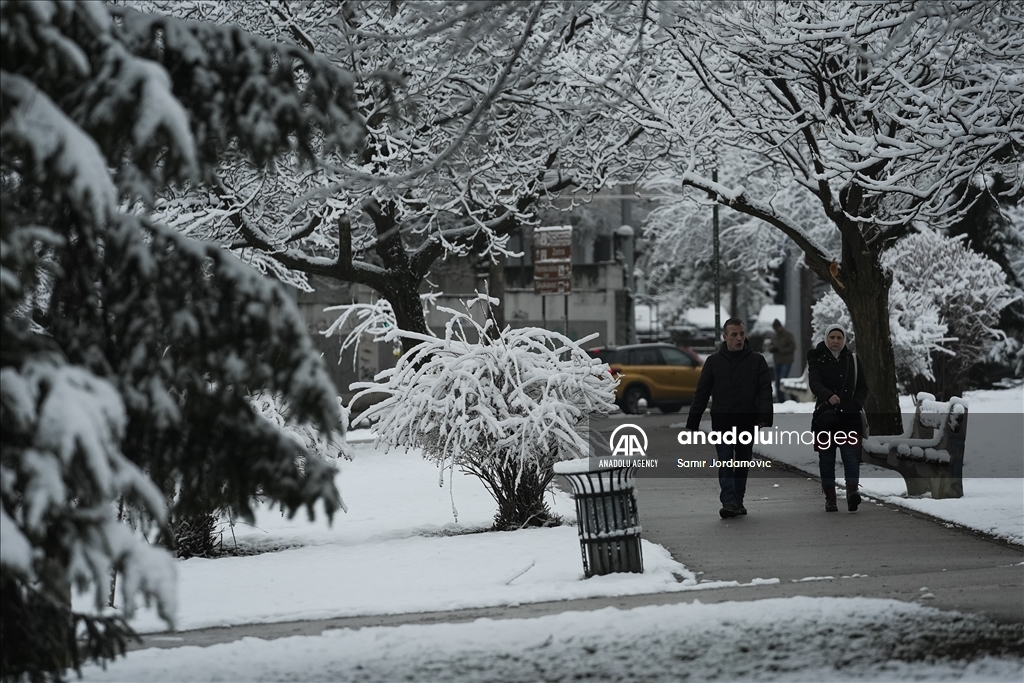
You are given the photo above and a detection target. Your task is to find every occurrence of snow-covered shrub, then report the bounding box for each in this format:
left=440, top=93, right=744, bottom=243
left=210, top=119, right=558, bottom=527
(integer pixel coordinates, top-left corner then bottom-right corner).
left=1, top=358, right=176, bottom=676
left=986, top=336, right=1024, bottom=380
left=881, top=231, right=1017, bottom=396
left=322, top=293, right=440, bottom=367
left=811, top=283, right=950, bottom=386
left=352, top=299, right=617, bottom=530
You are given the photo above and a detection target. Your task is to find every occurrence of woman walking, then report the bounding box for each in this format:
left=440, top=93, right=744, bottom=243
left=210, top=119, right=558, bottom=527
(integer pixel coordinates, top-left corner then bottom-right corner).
left=808, top=324, right=869, bottom=512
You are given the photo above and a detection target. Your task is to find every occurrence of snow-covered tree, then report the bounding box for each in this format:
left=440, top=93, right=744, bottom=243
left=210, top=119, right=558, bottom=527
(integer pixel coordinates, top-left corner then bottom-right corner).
left=129, top=1, right=651, bottom=353
left=352, top=298, right=617, bottom=530
left=946, top=173, right=1024, bottom=332
left=591, top=1, right=1024, bottom=433
left=0, top=359, right=175, bottom=681
left=1, top=0, right=361, bottom=677
left=640, top=171, right=798, bottom=325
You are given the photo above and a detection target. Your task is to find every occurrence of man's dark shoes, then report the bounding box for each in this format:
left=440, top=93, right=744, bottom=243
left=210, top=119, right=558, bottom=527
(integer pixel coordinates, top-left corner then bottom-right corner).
left=737, top=502, right=748, bottom=515
left=720, top=502, right=742, bottom=519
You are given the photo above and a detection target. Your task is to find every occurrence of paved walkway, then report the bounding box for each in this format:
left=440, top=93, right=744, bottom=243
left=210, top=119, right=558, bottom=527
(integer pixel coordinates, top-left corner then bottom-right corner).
left=134, top=412, right=1023, bottom=651
left=631, top=411, right=1022, bottom=622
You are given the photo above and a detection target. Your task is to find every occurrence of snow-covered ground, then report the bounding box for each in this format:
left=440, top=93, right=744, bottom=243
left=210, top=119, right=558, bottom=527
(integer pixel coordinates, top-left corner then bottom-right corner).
left=761, top=384, right=1024, bottom=545
left=106, top=438, right=747, bottom=636
left=76, top=385, right=1024, bottom=682
left=81, top=597, right=1024, bottom=682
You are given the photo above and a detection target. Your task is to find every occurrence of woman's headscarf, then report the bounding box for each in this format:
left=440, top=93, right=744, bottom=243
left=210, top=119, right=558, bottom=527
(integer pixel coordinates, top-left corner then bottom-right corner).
left=824, top=323, right=847, bottom=357
left=824, top=323, right=847, bottom=341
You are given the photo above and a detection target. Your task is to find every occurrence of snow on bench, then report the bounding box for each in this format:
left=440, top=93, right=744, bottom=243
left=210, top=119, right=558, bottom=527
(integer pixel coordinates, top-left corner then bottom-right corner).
left=861, top=392, right=968, bottom=499
left=779, top=367, right=815, bottom=403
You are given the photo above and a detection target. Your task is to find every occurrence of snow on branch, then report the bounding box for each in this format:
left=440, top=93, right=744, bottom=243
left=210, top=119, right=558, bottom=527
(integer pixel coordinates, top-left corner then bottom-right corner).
left=0, top=357, right=176, bottom=625
left=323, top=293, right=440, bottom=367
left=350, top=297, right=617, bottom=484
left=0, top=73, right=117, bottom=225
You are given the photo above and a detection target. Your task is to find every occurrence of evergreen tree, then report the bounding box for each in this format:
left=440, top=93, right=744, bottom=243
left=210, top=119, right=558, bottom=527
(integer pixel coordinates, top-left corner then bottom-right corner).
left=1, top=1, right=363, bottom=679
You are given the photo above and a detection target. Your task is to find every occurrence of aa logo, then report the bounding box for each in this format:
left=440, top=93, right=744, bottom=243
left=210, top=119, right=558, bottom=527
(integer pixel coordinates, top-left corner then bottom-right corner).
left=609, top=424, right=648, bottom=457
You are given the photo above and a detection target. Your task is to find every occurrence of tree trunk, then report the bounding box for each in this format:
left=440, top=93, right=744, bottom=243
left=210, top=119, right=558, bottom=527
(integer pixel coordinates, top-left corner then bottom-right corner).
left=838, top=246, right=903, bottom=436
left=387, top=275, right=432, bottom=355
left=488, top=254, right=506, bottom=339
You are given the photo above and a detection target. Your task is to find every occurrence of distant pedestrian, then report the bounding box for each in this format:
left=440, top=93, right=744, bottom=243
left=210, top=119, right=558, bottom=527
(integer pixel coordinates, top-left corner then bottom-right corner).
left=807, top=324, right=869, bottom=513
left=685, top=318, right=774, bottom=519
left=769, top=319, right=796, bottom=403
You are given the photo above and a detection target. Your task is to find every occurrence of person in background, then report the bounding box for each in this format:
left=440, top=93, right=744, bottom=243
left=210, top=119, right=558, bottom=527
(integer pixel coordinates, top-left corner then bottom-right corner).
left=807, top=324, right=869, bottom=512
left=769, top=319, right=796, bottom=403
left=685, top=318, right=774, bottom=519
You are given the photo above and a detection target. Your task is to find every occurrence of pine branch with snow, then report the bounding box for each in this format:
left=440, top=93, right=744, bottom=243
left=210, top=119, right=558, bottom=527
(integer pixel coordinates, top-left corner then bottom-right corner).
left=1, top=357, right=175, bottom=678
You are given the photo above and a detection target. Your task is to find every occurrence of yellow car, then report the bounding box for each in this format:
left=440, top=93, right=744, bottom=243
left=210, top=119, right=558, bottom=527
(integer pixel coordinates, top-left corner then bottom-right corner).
left=588, top=343, right=704, bottom=414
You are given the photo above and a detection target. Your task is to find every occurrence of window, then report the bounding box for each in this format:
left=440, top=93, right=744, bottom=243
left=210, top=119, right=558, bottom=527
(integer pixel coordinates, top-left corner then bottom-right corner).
left=661, top=347, right=696, bottom=367
left=588, top=349, right=620, bottom=364
left=630, top=348, right=664, bottom=365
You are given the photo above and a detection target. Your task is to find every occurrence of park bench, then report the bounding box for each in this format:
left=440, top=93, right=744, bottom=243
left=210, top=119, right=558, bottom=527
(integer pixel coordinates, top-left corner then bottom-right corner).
left=779, top=367, right=815, bottom=403
left=861, top=392, right=967, bottom=499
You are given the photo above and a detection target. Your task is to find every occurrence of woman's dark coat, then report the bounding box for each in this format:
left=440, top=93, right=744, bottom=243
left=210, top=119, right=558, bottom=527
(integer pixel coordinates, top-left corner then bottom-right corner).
left=807, top=341, right=869, bottom=441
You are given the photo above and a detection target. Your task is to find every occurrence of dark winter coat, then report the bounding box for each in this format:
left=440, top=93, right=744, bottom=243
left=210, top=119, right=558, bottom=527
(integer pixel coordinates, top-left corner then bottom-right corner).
left=807, top=342, right=869, bottom=439
left=769, top=326, right=796, bottom=365
left=685, top=340, right=774, bottom=432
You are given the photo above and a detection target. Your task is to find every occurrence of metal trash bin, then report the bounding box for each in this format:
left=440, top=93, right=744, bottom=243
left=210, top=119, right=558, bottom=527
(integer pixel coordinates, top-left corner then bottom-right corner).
left=553, top=460, right=643, bottom=577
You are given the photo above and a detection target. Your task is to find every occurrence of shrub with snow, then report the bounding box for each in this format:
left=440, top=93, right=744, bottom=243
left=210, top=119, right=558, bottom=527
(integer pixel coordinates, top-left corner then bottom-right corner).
left=249, top=391, right=352, bottom=466
left=352, top=299, right=617, bottom=530
left=881, top=231, right=1018, bottom=396
left=812, top=282, right=951, bottom=386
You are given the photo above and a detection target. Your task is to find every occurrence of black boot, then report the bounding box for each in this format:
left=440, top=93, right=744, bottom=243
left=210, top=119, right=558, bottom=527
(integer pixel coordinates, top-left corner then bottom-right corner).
left=847, top=483, right=861, bottom=512
left=824, top=487, right=838, bottom=512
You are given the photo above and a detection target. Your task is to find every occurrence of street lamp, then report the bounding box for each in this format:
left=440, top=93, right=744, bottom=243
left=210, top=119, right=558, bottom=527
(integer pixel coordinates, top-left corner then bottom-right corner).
left=712, top=168, right=721, bottom=345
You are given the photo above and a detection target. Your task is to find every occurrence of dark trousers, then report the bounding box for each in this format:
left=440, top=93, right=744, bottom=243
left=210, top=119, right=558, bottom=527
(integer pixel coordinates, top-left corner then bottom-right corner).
left=774, top=363, right=792, bottom=402
left=715, top=440, right=752, bottom=505
left=818, top=443, right=860, bottom=489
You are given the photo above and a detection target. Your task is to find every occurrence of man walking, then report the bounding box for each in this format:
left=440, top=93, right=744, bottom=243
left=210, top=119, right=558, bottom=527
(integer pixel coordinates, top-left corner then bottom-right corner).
left=685, top=318, right=773, bottom=518
left=769, top=319, right=796, bottom=402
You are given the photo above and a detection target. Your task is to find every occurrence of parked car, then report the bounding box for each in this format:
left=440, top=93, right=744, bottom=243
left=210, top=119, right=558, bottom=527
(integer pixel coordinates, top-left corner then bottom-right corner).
left=587, top=343, right=704, bottom=414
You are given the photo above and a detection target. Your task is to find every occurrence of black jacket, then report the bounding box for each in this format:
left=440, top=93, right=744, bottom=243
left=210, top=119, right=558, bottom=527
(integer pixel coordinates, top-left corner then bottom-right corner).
left=807, top=342, right=869, bottom=434
left=685, top=341, right=773, bottom=431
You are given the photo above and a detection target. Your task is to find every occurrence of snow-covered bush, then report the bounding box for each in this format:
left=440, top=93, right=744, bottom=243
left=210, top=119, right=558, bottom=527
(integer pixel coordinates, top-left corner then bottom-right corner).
left=352, top=299, right=617, bottom=530
left=322, top=293, right=441, bottom=367
left=881, top=231, right=1017, bottom=396
left=249, top=392, right=352, bottom=466
left=987, top=336, right=1024, bottom=379
left=812, top=283, right=951, bottom=386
